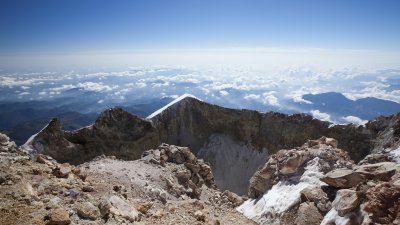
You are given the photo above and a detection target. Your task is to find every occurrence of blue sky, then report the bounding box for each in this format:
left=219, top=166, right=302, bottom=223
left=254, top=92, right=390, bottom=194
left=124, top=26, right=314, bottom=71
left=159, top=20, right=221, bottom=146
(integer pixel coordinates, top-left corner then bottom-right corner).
left=1, top=0, right=400, bottom=53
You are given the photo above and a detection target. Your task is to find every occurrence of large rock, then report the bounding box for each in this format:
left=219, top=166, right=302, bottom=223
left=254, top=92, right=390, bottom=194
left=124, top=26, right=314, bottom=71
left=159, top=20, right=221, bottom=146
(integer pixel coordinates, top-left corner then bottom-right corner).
left=295, top=202, right=323, bottom=225
left=362, top=182, right=400, bottom=224
left=320, top=169, right=365, bottom=188
left=99, top=195, right=139, bottom=222
left=52, top=164, right=72, bottom=178
left=0, top=133, right=18, bottom=152
left=332, top=189, right=360, bottom=216
left=355, top=161, right=397, bottom=181
left=47, top=208, right=71, bottom=225
left=222, top=190, right=244, bottom=207
left=76, top=202, right=100, bottom=220
left=300, top=186, right=331, bottom=212
left=142, top=143, right=217, bottom=197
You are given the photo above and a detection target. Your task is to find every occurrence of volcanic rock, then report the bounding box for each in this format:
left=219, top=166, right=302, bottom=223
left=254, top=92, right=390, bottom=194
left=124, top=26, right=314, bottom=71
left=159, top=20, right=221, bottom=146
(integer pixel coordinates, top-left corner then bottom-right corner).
left=332, top=189, right=360, bottom=216
left=362, top=182, right=400, bottom=224
left=47, top=208, right=71, bottom=225
left=354, top=161, right=397, bottom=181
left=99, top=195, right=139, bottom=222
left=76, top=202, right=100, bottom=220
left=320, top=169, right=365, bottom=188
left=295, top=202, right=323, bottom=225
left=300, top=186, right=331, bottom=212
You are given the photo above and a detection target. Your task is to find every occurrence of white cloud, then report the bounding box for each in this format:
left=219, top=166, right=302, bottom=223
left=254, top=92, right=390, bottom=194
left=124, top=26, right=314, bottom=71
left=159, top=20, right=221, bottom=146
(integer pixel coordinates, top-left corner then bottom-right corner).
left=244, top=94, right=261, bottom=100
left=310, top=110, right=332, bottom=122
left=18, top=91, right=30, bottom=96
left=135, top=82, right=147, bottom=88
left=50, top=84, right=76, bottom=92
left=262, top=92, right=279, bottom=106
left=219, top=90, right=229, bottom=96
left=290, top=91, right=313, bottom=104
left=49, top=82, right=116, bottom=93
left=77, top=82, right=116, bottom=92
left=341, top=116, right=367, bottom=125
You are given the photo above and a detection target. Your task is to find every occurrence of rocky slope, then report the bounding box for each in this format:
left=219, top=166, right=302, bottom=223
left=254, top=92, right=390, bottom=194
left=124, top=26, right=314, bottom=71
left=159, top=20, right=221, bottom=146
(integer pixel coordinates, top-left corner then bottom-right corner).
left=0, top=132, right=254, bottom=225
left=3, top=135, right=400, bottom=225
left=238, top=136, right=400, bottom=225
left=21, top=95, right=400, bottom=195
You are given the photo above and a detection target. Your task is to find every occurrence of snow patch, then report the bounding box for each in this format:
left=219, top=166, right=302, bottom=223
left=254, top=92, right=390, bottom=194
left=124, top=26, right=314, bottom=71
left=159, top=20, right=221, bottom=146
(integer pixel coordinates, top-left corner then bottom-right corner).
left=20, top=122, right=51, bottom=154
left=146, top=93, right=200, bottom=119
left=237, top=157, right=325, bottom=224
left=320, top=208, right=362, bottom=225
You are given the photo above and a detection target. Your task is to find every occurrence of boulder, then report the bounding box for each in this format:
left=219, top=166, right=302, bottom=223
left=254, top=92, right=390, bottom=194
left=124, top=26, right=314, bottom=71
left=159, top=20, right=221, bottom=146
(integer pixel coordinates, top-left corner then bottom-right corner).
left=76, top=202, right=100, bottom=220
left=362, top=182, right=400, bottom=224
left=36, top=154, right=56, bottom=167
left=355, top=162, right=397, bottom=181
left=320, top=169, right=364, bottom=188
left=358, top=153, right=391, bottom=165
left=300, top=186, right=331, bottom=212
left=332, top=189, right=360, bottom=216
left=393, top=179, right=400, bottom=188
left=47, top=208, right=70, bottom=225
left=295, top=202, right=323, bottom=225
left=99, top=195, right=139, bottom=222
left=194, top=210, right=206, bottom=222
left=0, top=133, right=17, bottom=152
left=52, top=164, right=72, bottom=178
left=278, top=151, right=307, bottom=175
left=325, top=137, right=338, bottom=148
left=222, top=190, right=244, bottom=207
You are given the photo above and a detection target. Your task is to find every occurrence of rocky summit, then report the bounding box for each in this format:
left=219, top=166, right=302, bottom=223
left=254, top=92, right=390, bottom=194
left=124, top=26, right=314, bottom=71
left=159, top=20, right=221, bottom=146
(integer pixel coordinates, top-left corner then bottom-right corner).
left=21, top=96, right=400, bottom=195
left=2, top=96, right=400, bottom=225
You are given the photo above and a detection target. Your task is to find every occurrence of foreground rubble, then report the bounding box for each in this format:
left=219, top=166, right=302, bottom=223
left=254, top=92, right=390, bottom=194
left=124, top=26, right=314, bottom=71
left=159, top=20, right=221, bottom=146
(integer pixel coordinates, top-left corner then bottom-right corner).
left=0, top=133, right=254, bottom=225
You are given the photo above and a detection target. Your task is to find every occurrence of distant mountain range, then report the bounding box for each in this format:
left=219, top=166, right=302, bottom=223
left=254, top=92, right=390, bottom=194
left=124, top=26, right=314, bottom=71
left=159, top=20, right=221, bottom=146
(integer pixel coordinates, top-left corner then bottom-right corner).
left=293, top=92, right=400, bottom=120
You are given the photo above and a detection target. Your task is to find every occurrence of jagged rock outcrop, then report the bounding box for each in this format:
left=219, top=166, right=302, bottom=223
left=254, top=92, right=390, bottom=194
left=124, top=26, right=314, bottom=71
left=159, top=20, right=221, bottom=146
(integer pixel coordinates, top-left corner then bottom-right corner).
left=22, top=108, right=159, bottom=164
